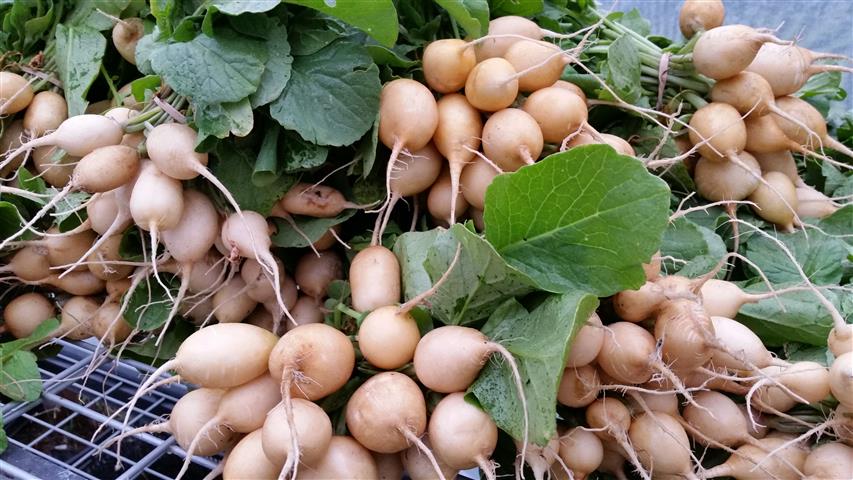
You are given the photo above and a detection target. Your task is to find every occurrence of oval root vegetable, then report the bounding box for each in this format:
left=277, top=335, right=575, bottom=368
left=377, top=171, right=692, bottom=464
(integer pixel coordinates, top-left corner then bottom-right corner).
left=212, top=276, right=258, bottom=324
left=683, top=391, right=759, bottom=448
left=595, top=322, right=655, bottom=384
left=474, top=15, right=543, bottom=61
left=423, top=39, right=477, bottom=93
left=0, top=120, right=26, bottom=177
left=223, top=430, right=279, bottom=480
left=771, top=95, right=853, bottom=158
left=747, top=43, right=853, bottom=96
left=464, top=58, right=519, bottom=112
left=688, top=102, right=747, bottom=161
left=710, top=316, right=776, bottom=371
left=557, top=365, right=600, bottom=408
left=401, top=435, right=458, bottom=480
left=565, top=131, right=635, bottom=157
left=0, top=246, right=51, bottom=282
left=358, top=305, right=421, bottom=370
left=460, top=157, right=499, bottom=210
left=565, top=312, right=604, bottom=368
left=278, top=182, right=359, bottom=218
left=692, top=25, right=788, bottom=80
left=346, top=372, right=428, bottom=453
left=23, top=91, right=67, bottom=137
left=261, top=399, right=333, bottom=475
left=90, top=302, right=133, bottom=344
left=0, top=71, right=34, bottom=115
left=2, top=292, right=56, bottom=338
left=694, top=152, right=761, bottom=201
left=112, top=17, right=144, bottom=65
left=803, top=442, right=853, bottom=480
left=796, top=185, right=838, bottom=219
left=522, top=87, right=588, bottom=144
left=751, top=150, right=802, bottom=186
left=481, top=108, right=543, bottom=172
left=679, top=0, right=724, bottom=37
left=504, top=39, right=568, bottom=92
left=654, top=299, right=715, bottom=372
left=299, top=436, right=379, bottom=480
left=375, top=143, right=444, bottom=240
left=349, top=245, right=401, bottom=312
left=585, top=398, right=648, bottom=479
left=294, top=250, right=343, bottom=299
left=558, top=427, right=604, bottom=480
left=427, top=166, right=470, bottom=226
left=703, top=436, right=808, bottom=479
left=433, top=93, right=482, bottom=224
left=628, top=412, right=695, bottom=478
left=59, top=296, right=99, bottom=341
left=429, top=392, right=497, bottom=473
left=748, top=171, right=798, bottom=230
left=829, top=351, right=852, bottom=407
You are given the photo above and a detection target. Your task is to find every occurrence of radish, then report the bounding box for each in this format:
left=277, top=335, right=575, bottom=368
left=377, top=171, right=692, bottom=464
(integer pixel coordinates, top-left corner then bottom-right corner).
left=464, top=58, right=519, bottom=112
left=23, top=91, right=67, bottom=137
left=0, top=247, right=50, bottom=282
left=221, top=211, right=293, bottom=325
left=146, top=122, right=247, bottom=215
left=298, top=436, right=378, bottom=480
left=87, top=185, right=133, bottom=237
left=557, top=365, right=600, bottom=407
left=688, top=102, right=747, bottom=161
left=378, top=79, right=439, bottom=219
left=349, top=245, right=400, bottom=312
left=428, top=392, right=498, bottom=477
left=679, top=0, right=724, bottom=37
left=564, top=131, right=635, bottom=156
left=683, top=391, right=761, bottom=448
left=241, top=257, right=287, bottom=304
left=796, top=185, right=839, bottom=219
left=222, top=430, right=279, bottom=480
left=428, top=165, right=470, bottom=225
left=268, top=322, right=354, bottom=400
left=58, top=296, right=99, bottom=340
left=612, top=281, right=666, bottom=322
left=2, top=292, right=56, bottom=339
left=803, top=442, right=853, bottom=480
left=423, top=39, right=477, bottom=93
left=625, top=387, right=679, bottom=417
left=90, top=303, right=133, bottom=344
left=32, top=146, right=76, bottom=187
left=585, top=398, right=647, bottom=480
left=516, top=433, right=560, bottom=480
left=294, top=250, right=342, bottom=298
left=374, top=452, right=403, bottom=480
left=0, top=120, right=26, bottom=176
left=694, top=151, right=761, bottom=201
left=773, top=361, right=831, bottom=404
left=654, top=299, right=715, bottom=373
left=481, top=108, right=544, bottom=171
left=700, top=279, right=809, bottom=318
left=628, top=412, right=696, bottom=479
left=558, top=427, right=603, bottom=480
left=595, top=322, right=656, bottom=384
left=112, top=17, right=144, bottom=65
left=261, top=399, right=332, bottom=475
left=752, top=150, right=803, bottom=186
left=212, top=276, right=258, bottom=324
left=829, top=351, right=852, bottom=407
left=747, top=43, right=853, bottom=96
left=474, top=16, right=543, bottom=61
left=552, top=80, right=587, bottom=102
left=86, top=235, right=134, bottom=281
left=401, top=435, right=458, bottom=480
left=44, top=270, right=106, bottom=295
left=358, top=304, right=421, bottom=370
left=710, top=316, right=777, bottom=371
left=345, top=372, right=430, bottom=454
left=41, top=227, right=96, bottom=271
left=710, top=71, right=809, bottom=125
left=566, top=313, right=604, bottom=368
left=522, top=86, right=589, bottom=144
left=278, top=182, right=361, bottom=218
left=833, top=403, right=853, bottom=444
left=703, top=436, right=808, bottom=479
left=284, top=295, right=323, bottom=331
left=744, top=114, right=807, bottom=154
left=0, top=71, right=33, bottom=115
left=0, top=114, right=123, bottom=173
left=748, top=171, right=798, bottom=230
left=460, top=157, right=499, bottom=210
left=432, top=93, right=482, bottom=224
left=504, top=39, right=568, bottom=92
left=771, top=96, right=853, bottom=158
left=692, top=25, right=788, bottom=80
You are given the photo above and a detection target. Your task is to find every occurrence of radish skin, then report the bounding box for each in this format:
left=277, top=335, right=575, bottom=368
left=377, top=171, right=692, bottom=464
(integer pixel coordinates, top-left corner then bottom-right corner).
left=423, top=39, right=476, bottom=93
left=428, top=392, right=497, bottom=472
left=679, top=0, right=724, bottom=37
left=692, top=25, right=788, bottom=80
left=432, top=93, right=482, bottom=224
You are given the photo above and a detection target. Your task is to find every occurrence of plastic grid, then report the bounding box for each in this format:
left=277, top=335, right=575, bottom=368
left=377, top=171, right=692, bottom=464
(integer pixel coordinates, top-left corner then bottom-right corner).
left=0, top=340, right=219, bottom=480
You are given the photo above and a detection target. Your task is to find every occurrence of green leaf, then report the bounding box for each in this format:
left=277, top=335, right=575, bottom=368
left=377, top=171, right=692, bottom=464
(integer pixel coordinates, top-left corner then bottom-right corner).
left=134, top=30, right=160, bottom=74
left=783, top=343, right=833, bottom=367
left=0, top=201, right=22, bottom=239
left=660, top=217, right=727, bottom=277
left=490, top=0, right=544, bottom=17
left=817, top=205, right=853, bottom=246
left=53, top=191, right=90, bottom=232
left=280, top=130, right=329, bottom=173
left=1, top=411, right=7, bottom=453
left=195, top=98, right=255, bottom=140
left=251, top=20, right=293, bottom=108
left=351, top=113, right=380, bottom=178
left=284, top=0, right=398, bottom=47
left=287, top=9, right=347, bottom=56
left=617, top=9, right=651, bottom=36
left=745, top=230, right=848, bottom=285
left=17, top=167, right=47, bottom=196
left=484, top=145, right=670, bottom=296
left=54, top=24, right=107, bottom=116
left=605, top=34, right=642, bottom=104
left=130, top=75, right=162, bottom=102
left=0, top=351, right=42, bottom=402
left=123, top=273, right=180, bottom=331
left=123, top=319, right=195, bottom=363
left=366, top=44, right=418, bottom=68
left=271, top=210, right=354, bottom=248
left=434, top=0, right=489, bottom=37
left=150, top=0, right=183, bottom=37
left=211, top=0, right=280, bottom=15
left=469, top=291, right=599, bottom=444
left=394, top=225, right=536, bottom=325
left=66, top=0, right=133, bottom=30
left=212, top=141, right=296, bottom=215
left=269, top=39, right=381, bottom=147
left=150, top=30, right=267, bottom=104
left=253, top=126, right=282, bottom=186
left=737, top=286, right=842, bottom=347
left=1, top=318, right=60, bottom=354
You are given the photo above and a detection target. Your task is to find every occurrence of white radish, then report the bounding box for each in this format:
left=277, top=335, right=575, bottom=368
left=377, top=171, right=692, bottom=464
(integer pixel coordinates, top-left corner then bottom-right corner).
left=432, top=93, right=482, bottom=224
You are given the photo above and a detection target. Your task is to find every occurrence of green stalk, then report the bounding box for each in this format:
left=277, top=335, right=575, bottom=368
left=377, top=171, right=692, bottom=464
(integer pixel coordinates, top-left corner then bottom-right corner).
left=681, top=90, right=709, bottom=109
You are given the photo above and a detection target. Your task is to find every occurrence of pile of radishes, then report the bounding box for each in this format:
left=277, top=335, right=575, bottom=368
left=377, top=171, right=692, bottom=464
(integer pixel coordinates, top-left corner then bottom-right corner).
left=1, top=0, right=851, bottom=479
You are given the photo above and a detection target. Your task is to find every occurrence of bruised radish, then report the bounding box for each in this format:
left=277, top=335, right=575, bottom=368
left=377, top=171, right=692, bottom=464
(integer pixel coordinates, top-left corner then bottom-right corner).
left=261, top=399, right=332, bottom=473
left=429, top=392, right=497, bottom=473
left=558, top=427, right=603, bottom=480
left=0, top=72, right=33, bottom=115
left=504, top=39, right=568, bottom=92
left=688, top=102, right=747, bottom=161
left=628, top=412, right=694, bottom=478
left=481, top=108, right=543, bottom=171
left=112, top=17, right=144, bottom=65
left=464, top=58, right=519, bottom=112
left=748, top=171, right=798, bottom=230
left=223, top=430, right=279, bottom=480
left=692, top=25, right=787, bottom=80
left=349, top=245, right=400, bottom=312
left=694, top=152, right=761, bottom=201
left=565, top=313, right=604, bottom=368
left=345, top=372, right=428, bottom=453
left=23, top=91, right=67, bottom=137
left=2, top=293, right=55, bottom=338
left=423, top=39, right=477, bottom=93
left=679, top=0, right=724, bottom=37
left=475, top=15, right=543, bottom=61
left=299, top=436, right=379, bottom=480
left=522, top=87, right=588, bottom=144
left=460, top=157, right=498, bottom=211
left=433, top=93, right=482, bottom=224
left=278, top=182, right=359, bottom=218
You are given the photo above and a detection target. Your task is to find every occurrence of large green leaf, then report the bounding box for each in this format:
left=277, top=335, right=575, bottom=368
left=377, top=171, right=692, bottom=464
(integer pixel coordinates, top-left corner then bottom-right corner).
left=484, top=145, right=670, bottom=296
left=211, top=0, right=280, bottom=15
left=0, top=201, right=22, bottom=239
left=737, top=286, right=843, bottom=347
left=284, top=0, right=398, bottom=47
left=469, top=292, right=599, bottom=444
left=65, top=0, right=133, bottom=30
left=270, top=39, right=381, bottom=147
left=394, top=224, right=536, bottom=325
left=54, top=24, right=107, bottom=116
left=490, top=0, right=543, bottom=17
left=123, top=273, right=181, bottom=331
left=150, top=30, right=267, bottom=104
left=271, top=210, right=354, bottom=248
left=660, top=217, right=727, bottom=277
left=745, top=230, right=848, bottom=285
left=195, top=98, right=255, bottom=140
left=434, top=0, right=489, bottom=37
left=605, top=34, right=642, bottom=104
left=251, top=20, right=293, bottom=108
left=0, top=351, right=42, bottom=402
